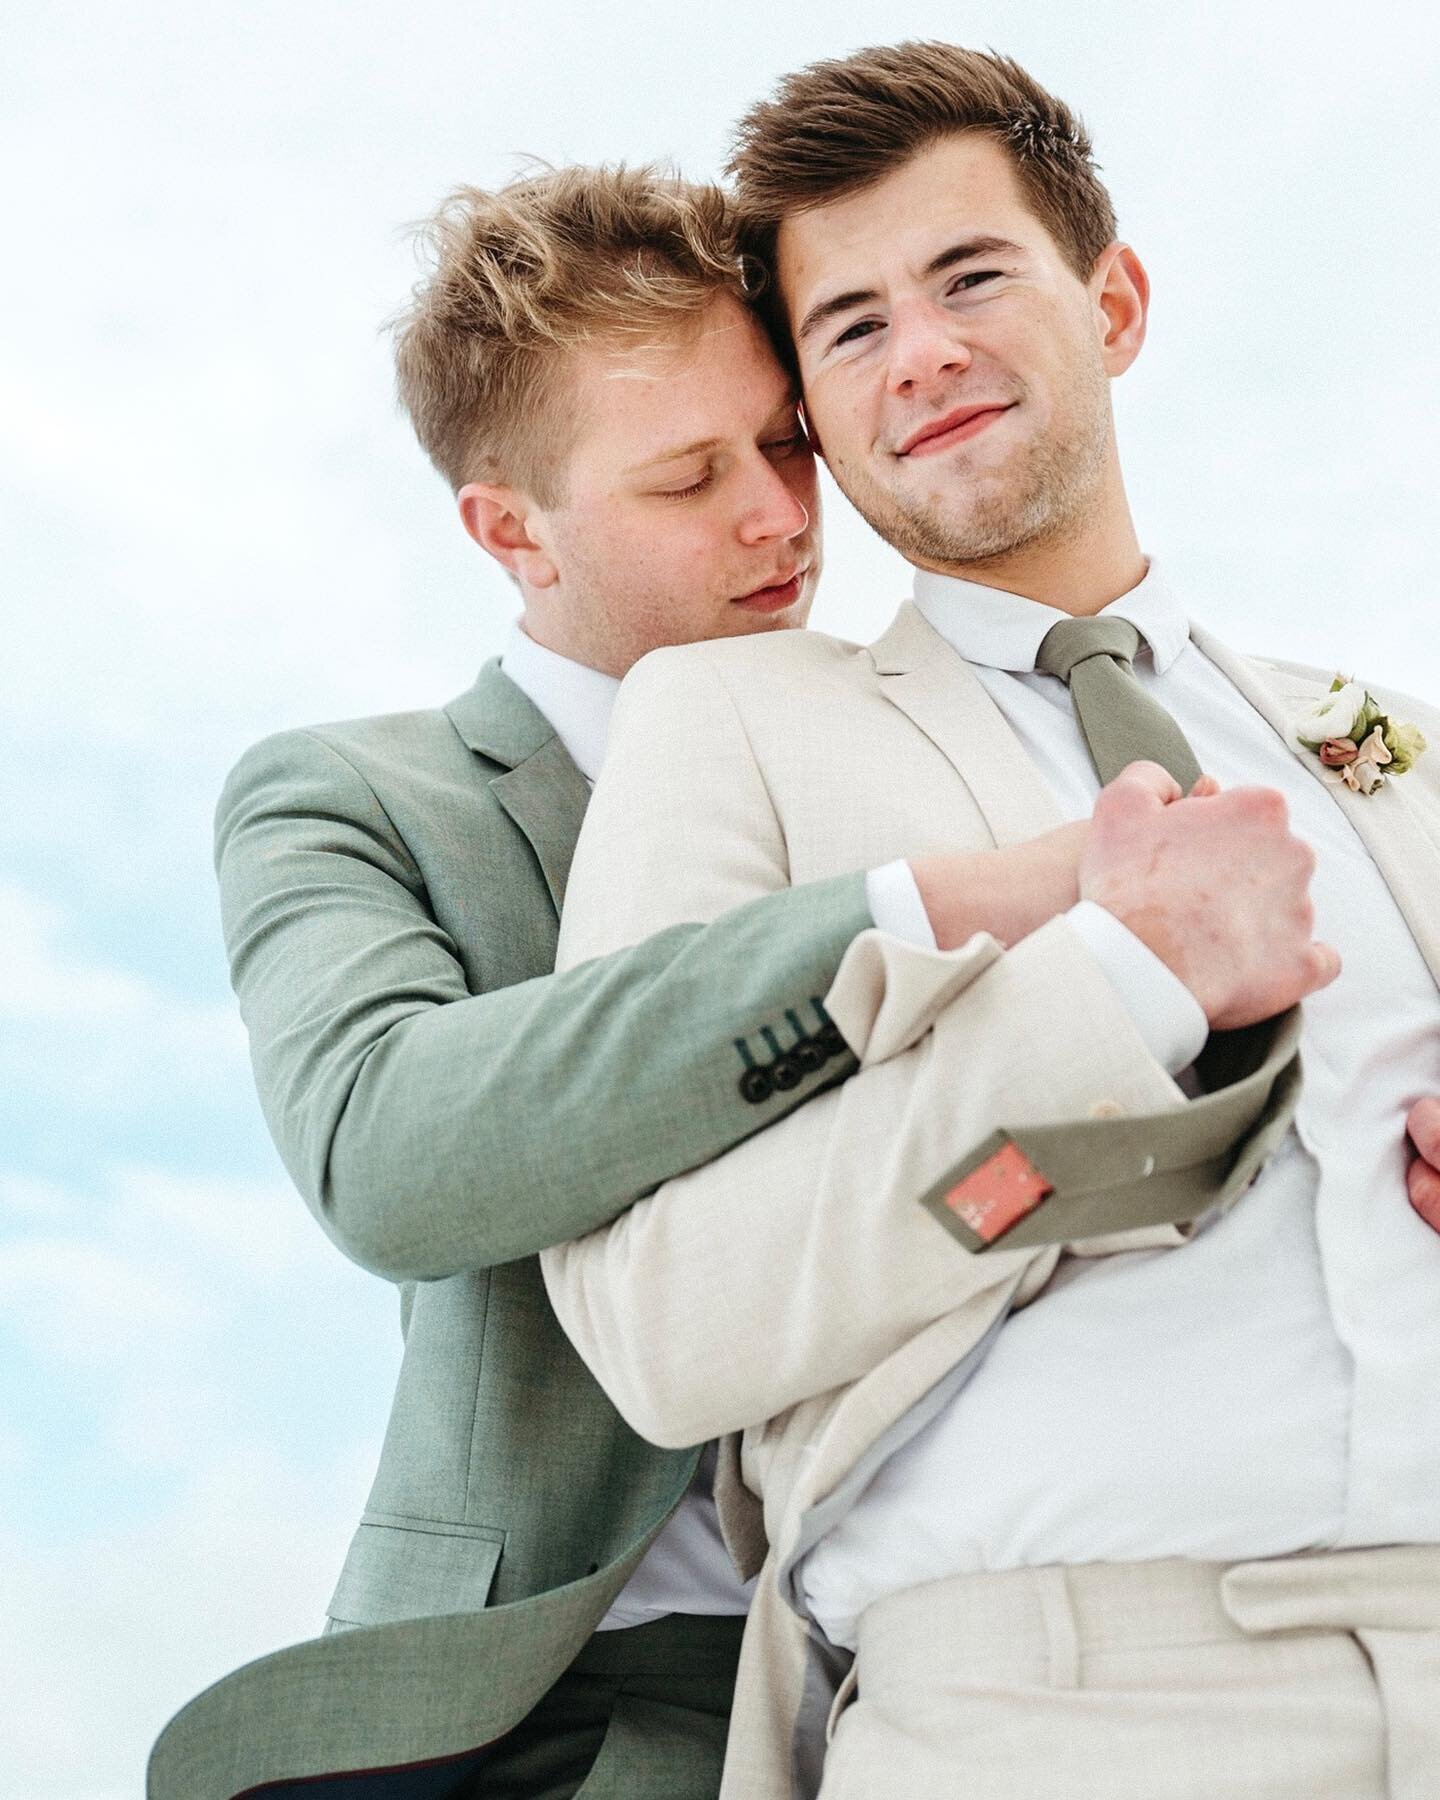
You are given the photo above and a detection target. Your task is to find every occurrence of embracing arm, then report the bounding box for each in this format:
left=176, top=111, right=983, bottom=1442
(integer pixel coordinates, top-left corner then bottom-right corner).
left=215, top=725, right=871, bottom=1282
left=541, top=648, right=1295, bottom=1445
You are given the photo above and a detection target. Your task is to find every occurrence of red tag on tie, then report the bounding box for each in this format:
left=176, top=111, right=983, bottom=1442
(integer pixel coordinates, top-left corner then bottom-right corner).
left=943, top=1142, right=1053, bottom=1243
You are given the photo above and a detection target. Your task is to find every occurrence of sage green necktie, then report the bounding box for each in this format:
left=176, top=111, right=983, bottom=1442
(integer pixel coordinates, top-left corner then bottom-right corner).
left=1036, top=615, right=1203, bottom=794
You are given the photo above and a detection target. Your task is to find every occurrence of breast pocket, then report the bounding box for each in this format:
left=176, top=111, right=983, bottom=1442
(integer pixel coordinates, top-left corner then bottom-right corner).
left=326, top=1517, right=506, bottom=1629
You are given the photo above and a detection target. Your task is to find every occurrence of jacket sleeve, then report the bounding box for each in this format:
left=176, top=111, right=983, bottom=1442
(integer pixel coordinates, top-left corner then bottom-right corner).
left=215, top=725, right=871, bottom=1283
left=541, top=646, right=1291, bottom=1447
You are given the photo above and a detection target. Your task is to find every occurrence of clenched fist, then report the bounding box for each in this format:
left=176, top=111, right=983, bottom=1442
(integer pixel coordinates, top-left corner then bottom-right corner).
left=1080, top=761, right=1341, bottom=1031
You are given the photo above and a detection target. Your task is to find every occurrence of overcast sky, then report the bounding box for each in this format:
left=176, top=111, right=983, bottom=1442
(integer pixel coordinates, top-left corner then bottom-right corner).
left=5, top=1, right=1439, bottom=1793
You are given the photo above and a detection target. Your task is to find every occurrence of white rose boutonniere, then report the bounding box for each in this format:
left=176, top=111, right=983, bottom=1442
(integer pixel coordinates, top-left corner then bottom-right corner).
left=1295, top=676, right=1428, bottom=795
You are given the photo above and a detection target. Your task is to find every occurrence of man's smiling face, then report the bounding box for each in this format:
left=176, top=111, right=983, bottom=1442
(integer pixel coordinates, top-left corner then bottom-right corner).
left=777, top=133, right=1133, bottom=574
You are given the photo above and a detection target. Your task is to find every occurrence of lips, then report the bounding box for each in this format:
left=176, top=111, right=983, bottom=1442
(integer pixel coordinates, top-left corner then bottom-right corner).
left=733, top=568, right=807, bottom=612
left=897, top=403, right=1014, bottom=457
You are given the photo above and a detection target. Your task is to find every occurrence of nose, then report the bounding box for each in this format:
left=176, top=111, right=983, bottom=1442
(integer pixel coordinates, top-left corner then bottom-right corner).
left=736, top=453, right=811, bottom=547
left=886, top=298, right=973, bottom=395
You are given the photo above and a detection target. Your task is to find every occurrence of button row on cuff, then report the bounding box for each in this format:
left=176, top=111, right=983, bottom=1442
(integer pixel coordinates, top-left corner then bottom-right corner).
left=737, top=1018, right=848, bottom=1105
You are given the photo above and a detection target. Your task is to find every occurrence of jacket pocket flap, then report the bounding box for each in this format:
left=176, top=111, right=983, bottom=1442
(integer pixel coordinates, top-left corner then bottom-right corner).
left=328, top=1518, right=506, bottom=1627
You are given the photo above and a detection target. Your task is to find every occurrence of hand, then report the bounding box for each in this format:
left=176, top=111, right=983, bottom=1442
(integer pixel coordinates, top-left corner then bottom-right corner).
left=1407, top=1098, right=1440, bottom=1233
left=913, top=820, right=1090, bottom=952
left=1079, top=761, right=1340, bottom=1030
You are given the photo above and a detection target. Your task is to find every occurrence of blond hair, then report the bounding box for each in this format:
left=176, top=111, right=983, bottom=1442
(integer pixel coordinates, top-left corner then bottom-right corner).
left=729, top=44, right=1117, bottom=332
left=391, top=165, right=745, bottom=503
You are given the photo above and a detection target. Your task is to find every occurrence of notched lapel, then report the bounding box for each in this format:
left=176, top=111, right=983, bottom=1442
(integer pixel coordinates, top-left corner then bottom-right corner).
left=445, top=659, right=591, bottom=914
left=868, top=602, right=1065, bottom=846
left=490, top=739, right=590, bottom=914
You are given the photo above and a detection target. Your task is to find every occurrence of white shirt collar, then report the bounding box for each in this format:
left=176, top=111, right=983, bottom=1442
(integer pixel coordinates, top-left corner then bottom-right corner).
left=499, top=624, right=620, bottom=783
left=910, top=559, right=1191, bottom=675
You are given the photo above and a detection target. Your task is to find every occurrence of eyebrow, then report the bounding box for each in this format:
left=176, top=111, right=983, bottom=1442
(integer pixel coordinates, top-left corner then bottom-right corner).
left=625, top=435, right=722, bottom=475
left=795, top=235, right=1027, bottom=347
left=623, top=394, right=802, bottom=475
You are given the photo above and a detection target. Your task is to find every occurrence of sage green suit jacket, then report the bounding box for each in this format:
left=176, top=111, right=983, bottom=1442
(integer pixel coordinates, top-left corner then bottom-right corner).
left=147, top=660, right=871, bottom=1798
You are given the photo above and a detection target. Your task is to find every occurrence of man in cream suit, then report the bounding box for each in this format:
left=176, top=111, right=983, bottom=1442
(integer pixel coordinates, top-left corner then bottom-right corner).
left=543, top=44, right=1440, bottom=1800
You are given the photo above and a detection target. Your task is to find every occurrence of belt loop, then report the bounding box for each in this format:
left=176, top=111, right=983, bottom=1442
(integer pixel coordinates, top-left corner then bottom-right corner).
left=1035, top=1566, right=1083, bottom=1689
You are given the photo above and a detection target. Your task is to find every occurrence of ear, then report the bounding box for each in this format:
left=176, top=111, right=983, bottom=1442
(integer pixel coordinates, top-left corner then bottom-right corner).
left=457, top=482, right=559, bottom=589
left=1092, top=243, right=1149, bottom=376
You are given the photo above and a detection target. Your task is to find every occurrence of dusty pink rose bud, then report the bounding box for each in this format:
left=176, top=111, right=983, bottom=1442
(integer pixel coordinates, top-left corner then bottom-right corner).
left=1320, top=737, right=1359, bottom=766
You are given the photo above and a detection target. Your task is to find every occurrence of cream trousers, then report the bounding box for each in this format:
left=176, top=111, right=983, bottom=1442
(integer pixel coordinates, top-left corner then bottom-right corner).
left=819, top=1548, right=1440, bottom=1800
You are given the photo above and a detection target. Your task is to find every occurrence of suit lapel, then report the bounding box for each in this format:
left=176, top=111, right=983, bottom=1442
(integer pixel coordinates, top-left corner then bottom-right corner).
left=445, top=660, right=591, bottom=913
left=490, top=742, right=590, bottom=912
left=868, top=602, right=1065, bottom=846
left=1192, top=625, right=1440, bottom=990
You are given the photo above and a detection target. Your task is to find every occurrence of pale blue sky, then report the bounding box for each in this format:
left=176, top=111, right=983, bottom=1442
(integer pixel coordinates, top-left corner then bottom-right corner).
left=4, top=1, right=1438, bottom=1792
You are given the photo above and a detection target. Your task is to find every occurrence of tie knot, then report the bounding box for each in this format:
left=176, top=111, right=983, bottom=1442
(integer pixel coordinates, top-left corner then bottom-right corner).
left=1036, top=615, right=1142, bottom=685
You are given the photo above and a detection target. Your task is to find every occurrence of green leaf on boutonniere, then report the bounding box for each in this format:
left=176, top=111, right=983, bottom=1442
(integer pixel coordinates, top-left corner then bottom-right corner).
left=1352, top=694, right=1384, bottom=743
left=1383, top=718, right=1428, bottom=775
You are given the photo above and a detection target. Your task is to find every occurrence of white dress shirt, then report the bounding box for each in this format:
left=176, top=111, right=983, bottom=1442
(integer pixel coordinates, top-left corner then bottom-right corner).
left=802, top=563, right=1440, bottom=1650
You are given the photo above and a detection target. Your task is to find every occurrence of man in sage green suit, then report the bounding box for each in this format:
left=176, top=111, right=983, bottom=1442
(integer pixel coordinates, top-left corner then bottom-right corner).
left=149, top=165, right=1114, bottom=1799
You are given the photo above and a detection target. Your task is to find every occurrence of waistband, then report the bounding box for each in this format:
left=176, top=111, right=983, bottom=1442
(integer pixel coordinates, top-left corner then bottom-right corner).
left=857, top=1547, right=1440, bottom=1687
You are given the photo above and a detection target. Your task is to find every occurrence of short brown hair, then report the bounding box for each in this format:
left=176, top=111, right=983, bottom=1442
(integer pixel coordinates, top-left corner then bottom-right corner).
left=729, top=44, right=1117, bottom=322
left=391, top=165, right=745, bottom=503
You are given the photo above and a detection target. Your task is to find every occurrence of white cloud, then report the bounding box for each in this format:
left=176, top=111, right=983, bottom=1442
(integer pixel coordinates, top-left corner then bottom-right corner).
left=0, top=1160, right=387, bottom=1440
left=0, top=1441, right=376, bottom=1800
left=0, top=1172, right=75, bottom=1224
left=0, top=882, right=247, bottom=1112
left=0, top=1236, right=208, bottom=1364
left=0, top=885, right=168, bottom=1020
left=0, top=1159, right=398, bottom=1798
left=109, top=1164, right=330, bottom=1280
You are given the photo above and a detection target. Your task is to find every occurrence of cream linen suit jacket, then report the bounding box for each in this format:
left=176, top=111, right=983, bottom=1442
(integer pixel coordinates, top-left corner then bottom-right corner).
left=542, top=602, right=1440, bottom=1800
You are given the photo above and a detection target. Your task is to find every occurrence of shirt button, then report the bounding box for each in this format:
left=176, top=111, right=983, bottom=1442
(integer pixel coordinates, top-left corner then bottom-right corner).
left=1089, top=1098, right=1126, bottom=1119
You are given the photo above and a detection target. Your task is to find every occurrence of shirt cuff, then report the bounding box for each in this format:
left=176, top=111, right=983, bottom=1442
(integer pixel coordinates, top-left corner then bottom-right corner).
left=864, top=860, right=938, bottom=951
left=1065, top=900, right=1209, bottom=1077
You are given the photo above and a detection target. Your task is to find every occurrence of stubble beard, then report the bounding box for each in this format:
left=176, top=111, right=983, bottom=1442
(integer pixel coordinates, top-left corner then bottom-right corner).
left=831, top=369, right=1113, bottom=574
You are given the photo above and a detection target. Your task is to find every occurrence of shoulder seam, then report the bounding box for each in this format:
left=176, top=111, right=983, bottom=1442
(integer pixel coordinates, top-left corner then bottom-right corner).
left=296, top=726, right=427, bottom=888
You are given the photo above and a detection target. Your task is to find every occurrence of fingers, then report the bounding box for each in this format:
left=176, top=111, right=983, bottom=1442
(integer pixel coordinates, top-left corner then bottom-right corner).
left=1408, top=1154, right=1440, bottom=1235
left=1189, top=773, right=1222, bottom=798
left=1405, top=1099, right=1440, bottom=1234
left=1408, top=1097, right=1440, bottom=1164
left=1300, top=941, right=1343, bottom=996
left=1098, top=761, right=1183, bottom=816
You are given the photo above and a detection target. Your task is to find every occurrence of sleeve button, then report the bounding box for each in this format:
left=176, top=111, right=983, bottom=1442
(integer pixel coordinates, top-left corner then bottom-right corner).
left=738, top=1067, right=774, bottom=1104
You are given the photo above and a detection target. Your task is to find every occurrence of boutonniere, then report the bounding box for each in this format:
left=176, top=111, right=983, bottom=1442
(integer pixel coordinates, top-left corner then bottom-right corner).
left=1295, top=677, right=1428, bottom=795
